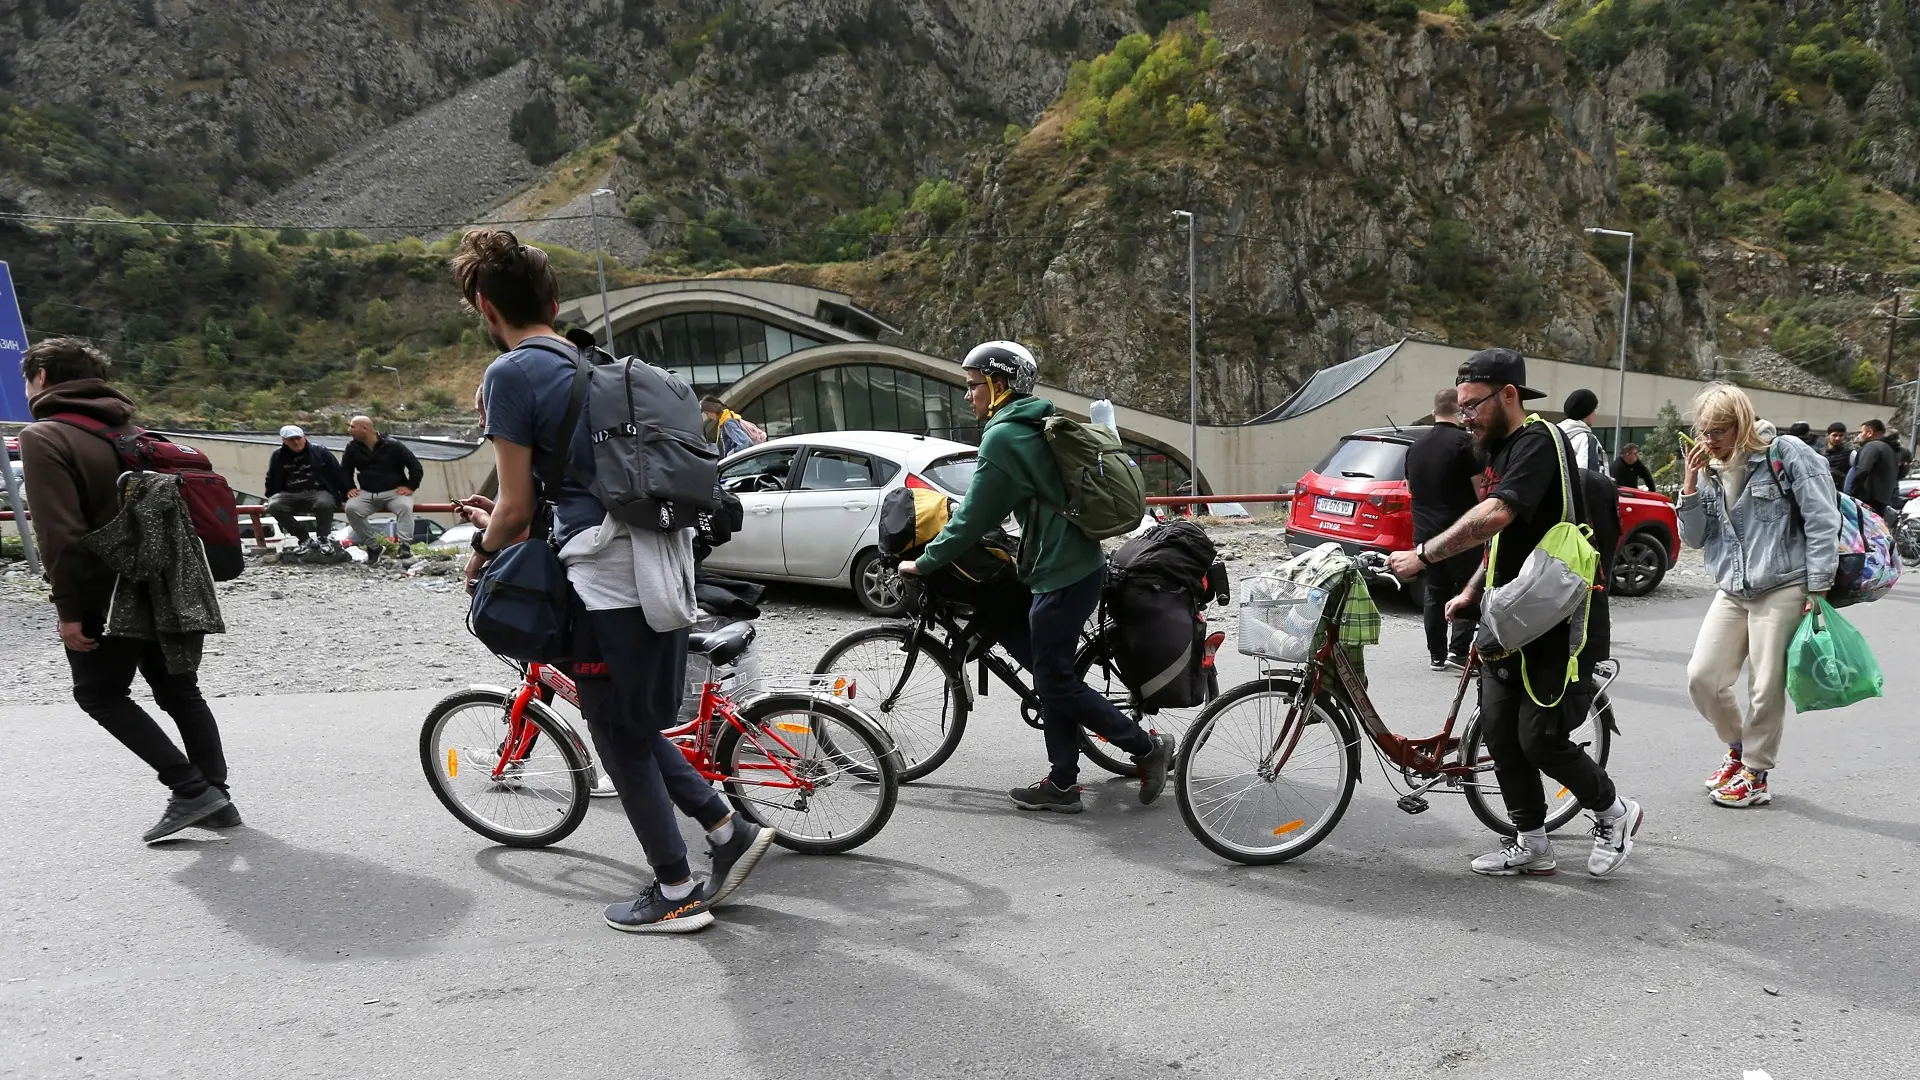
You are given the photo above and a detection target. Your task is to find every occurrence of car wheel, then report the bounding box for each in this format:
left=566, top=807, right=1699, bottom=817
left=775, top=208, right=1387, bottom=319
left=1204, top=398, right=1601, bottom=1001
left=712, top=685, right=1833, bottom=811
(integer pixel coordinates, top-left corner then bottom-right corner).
left=853, top=549, right=907, bottom=617
left=1610, top=532, right=1669, bottom=598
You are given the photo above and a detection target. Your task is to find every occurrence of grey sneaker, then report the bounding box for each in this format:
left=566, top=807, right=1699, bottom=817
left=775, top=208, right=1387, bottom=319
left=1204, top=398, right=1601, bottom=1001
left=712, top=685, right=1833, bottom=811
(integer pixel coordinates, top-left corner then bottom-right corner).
left=1009, top=777, right=1084, bottom=814
left=1587, top=798, right=1644, bottom=876
left=1134, top=730, right=1176, bottom=805
left=1470, top=836, right=1557, bottom=876
left=604, top=884, right=713, bottom=934
left=702, top=819, right=776, bottom=908
left=143, top=788, right=231, bottom=843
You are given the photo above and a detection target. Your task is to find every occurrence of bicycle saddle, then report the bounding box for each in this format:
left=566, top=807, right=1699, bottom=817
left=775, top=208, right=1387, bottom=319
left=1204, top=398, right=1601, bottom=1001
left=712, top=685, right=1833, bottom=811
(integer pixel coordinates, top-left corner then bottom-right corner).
left=688, top=620, right=756, bottom=666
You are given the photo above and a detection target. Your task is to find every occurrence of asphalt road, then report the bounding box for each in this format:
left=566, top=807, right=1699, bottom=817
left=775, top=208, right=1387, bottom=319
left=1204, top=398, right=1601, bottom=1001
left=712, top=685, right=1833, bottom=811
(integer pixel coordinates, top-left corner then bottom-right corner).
left=4, top=575, right=1919, bottom=1079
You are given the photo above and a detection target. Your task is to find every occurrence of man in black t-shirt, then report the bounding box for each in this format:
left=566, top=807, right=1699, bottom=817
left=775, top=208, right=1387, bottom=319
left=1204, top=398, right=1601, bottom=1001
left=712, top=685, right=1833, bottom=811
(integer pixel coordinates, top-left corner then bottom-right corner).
left=1386, top=348, right=1643, bottom=879
left=1405, top=388, right=1481, bottom=670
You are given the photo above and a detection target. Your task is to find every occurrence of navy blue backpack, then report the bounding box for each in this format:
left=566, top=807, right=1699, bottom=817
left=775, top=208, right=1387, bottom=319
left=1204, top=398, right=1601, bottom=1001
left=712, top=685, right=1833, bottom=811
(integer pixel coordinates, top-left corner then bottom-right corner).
left=468, top=347, right=589, bottom=662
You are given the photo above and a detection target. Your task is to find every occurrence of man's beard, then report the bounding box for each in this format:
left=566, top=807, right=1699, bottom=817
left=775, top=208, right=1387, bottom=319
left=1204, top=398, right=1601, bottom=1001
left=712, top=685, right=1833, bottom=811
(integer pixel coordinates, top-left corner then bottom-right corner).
left=1470, top=408, right=1517, bottom=456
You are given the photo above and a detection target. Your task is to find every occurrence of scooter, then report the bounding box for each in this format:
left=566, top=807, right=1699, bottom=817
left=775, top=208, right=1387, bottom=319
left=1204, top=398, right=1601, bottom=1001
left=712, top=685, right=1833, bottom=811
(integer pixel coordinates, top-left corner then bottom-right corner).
left=1898, top=494, right=1920, bottom=563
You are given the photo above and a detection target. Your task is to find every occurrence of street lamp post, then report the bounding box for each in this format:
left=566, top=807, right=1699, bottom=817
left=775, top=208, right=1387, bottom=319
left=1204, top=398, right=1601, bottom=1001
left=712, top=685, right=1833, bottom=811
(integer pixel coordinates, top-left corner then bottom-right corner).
left=374, top=364, right=402, bottom=409
left=1172, top=210, right=1197, bottom=500
left=589, top=187, right=615, bottom=347
left=1585, top=227, right=1635, bottom=458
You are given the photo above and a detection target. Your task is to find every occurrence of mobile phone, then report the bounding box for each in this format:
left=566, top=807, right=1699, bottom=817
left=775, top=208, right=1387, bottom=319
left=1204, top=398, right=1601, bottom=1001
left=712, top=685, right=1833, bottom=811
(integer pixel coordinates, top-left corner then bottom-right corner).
left=1678, top=431, right=1698, bottom=450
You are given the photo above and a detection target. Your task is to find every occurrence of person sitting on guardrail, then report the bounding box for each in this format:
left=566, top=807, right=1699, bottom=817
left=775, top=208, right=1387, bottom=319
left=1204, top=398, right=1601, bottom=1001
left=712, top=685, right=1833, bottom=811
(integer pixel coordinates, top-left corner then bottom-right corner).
left=1385, top=348, right=1643, bottom=879
left=265, top=425, right=349, bottom=556
left=15, top=337, right=237, bottom=842
left=899, top=340, right=1175, bottom=815
left=341, top=415, right=424, bottom=564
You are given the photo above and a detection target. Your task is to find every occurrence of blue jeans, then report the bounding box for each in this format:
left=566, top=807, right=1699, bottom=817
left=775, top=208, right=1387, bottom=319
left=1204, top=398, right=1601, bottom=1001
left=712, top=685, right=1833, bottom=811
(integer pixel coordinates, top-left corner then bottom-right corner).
left=997, top=568, right=1153, bottom=787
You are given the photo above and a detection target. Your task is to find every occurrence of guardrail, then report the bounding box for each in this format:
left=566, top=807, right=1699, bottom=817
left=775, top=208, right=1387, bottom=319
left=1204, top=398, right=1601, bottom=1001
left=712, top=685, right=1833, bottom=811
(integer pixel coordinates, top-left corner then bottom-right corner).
left=7, top=495, right=1298, bottom=549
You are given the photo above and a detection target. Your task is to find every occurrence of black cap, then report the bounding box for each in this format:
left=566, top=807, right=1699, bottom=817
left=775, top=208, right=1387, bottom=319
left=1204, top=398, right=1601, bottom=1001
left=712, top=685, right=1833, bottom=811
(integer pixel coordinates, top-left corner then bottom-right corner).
left=1788, top=422, right=1811, bottom=437
left=1456, top=347, right=1545, bottom=401
left=1563, top=388, right=1599, bottom=420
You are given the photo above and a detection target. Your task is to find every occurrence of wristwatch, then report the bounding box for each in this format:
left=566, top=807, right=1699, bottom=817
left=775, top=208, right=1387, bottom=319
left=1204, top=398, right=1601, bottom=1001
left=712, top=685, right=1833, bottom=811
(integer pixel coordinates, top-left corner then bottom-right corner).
left=1415, top=542, right=1433, bottom=566
left=471, top=532, right=492, bottom=557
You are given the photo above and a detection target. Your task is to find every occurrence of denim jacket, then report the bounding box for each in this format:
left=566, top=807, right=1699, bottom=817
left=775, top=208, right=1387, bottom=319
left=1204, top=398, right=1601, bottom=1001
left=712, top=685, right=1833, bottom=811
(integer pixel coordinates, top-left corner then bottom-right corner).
left=1677, top=434, right=1840, bottom=599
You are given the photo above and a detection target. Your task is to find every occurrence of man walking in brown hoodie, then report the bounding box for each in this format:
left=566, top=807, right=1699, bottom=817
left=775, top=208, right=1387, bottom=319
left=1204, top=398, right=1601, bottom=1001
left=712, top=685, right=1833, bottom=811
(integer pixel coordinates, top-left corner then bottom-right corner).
left=17, top=338, right=236, bottom=842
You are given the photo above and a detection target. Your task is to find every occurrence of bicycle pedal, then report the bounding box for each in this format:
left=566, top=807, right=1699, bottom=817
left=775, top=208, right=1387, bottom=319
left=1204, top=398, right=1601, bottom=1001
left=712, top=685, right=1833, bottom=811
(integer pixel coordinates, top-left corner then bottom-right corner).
left=1396, top=795, right=1430, bottom=815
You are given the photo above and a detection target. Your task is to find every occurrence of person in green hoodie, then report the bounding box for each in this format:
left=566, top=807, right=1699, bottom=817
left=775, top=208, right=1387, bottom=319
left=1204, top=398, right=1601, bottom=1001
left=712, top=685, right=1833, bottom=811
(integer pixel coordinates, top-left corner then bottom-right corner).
left=899, top=341, right=1174, bottom=813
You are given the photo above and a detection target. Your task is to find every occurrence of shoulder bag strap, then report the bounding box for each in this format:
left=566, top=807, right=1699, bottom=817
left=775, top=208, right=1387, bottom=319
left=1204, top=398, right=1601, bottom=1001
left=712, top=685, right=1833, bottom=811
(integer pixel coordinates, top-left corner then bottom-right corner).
left=546, top=350, right=590, bottom=500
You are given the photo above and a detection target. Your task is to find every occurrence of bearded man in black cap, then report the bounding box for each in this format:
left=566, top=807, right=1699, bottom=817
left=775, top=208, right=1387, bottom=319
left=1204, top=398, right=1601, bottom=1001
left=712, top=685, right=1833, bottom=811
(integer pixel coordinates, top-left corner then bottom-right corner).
left=1385, top=348, right=1644, bottom=879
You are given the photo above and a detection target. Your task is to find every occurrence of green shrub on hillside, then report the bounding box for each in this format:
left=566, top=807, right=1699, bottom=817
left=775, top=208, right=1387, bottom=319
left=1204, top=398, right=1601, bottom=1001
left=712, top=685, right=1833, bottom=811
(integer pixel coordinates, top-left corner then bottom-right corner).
left=1062, top=26, right=1227, bottom=155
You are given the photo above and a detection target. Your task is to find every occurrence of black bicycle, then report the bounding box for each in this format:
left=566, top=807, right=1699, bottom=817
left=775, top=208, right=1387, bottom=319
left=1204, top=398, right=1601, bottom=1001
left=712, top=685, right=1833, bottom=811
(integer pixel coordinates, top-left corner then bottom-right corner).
left=814, top=574, right=1227, bottom=782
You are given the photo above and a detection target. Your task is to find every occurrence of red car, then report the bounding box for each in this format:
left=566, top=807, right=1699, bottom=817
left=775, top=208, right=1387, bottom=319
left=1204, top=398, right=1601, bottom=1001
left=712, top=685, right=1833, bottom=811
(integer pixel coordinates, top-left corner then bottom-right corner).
left=1287, top=427, right=1678, bottom=597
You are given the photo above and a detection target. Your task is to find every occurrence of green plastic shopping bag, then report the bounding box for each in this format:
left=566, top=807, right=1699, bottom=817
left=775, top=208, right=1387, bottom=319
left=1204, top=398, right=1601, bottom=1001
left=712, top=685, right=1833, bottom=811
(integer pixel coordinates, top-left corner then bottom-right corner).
left=1786, top=597, right=1884, bottom=713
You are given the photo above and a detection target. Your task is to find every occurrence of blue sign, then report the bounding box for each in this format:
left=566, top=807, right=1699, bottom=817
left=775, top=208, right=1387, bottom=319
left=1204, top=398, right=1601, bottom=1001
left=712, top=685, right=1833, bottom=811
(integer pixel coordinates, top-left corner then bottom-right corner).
left=0, top=263, right=28, bottom=423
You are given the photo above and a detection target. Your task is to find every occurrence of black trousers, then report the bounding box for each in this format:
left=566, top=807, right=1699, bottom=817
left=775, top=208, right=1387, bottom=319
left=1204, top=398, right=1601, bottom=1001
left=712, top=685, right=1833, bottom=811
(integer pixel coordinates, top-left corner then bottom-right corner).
left=571, top=604, right=729, bottom=885
left=1421, top=555, right=1476, bottom=663
left=67, top=630, right=227, bottom=798
left=1479, top=664, right=1614, bottom=833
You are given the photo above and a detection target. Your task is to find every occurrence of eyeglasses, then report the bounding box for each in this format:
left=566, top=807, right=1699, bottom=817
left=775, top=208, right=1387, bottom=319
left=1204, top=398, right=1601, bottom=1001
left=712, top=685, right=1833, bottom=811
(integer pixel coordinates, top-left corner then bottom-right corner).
left=1698, top=426, right=1731, bottom=440
left=1455, top=386, right=1506, bottom=418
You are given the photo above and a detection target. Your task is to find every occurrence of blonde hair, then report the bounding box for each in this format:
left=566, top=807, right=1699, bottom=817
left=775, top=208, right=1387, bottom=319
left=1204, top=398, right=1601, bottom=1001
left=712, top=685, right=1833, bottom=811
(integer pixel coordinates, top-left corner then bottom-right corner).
left=1689, top=382, right=1771, bottom=459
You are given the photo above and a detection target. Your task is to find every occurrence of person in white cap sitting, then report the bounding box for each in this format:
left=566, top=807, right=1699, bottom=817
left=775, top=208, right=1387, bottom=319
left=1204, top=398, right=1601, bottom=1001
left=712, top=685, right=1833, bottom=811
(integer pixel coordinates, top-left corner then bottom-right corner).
left=265, top=425, right=349, bottom=553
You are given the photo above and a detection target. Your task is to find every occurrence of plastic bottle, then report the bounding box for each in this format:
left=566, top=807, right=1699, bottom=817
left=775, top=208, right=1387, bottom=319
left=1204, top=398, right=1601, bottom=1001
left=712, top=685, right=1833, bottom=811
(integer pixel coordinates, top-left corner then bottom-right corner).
left=1089, top=398, right=1120, bottom=442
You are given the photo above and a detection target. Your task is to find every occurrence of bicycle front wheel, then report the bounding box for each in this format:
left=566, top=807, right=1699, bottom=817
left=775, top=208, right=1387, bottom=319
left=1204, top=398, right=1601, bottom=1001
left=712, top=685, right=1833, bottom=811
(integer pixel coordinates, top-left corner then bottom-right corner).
left=718, top=694, right=901, bottom=854
left=1075, top=633, right=1217, bottom=777
left=1460, top=689, right=1615, bottom=836
left=815, top=625, right=967, bottom=783
left=420, top=688, right=591, bottom=848
left=1175, top=677, right=1359, bottom=865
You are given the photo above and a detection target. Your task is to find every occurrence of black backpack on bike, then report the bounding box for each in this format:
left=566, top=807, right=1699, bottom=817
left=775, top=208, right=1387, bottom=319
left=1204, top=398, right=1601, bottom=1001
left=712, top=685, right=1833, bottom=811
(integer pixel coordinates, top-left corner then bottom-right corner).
left=1102, top=520, right=1227, bottom=709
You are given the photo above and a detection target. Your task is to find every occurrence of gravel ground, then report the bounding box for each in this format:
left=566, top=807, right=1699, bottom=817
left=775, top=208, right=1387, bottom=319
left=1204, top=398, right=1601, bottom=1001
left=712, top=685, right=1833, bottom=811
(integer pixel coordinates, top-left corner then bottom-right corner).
left=245, top=63, right=541, bottom=236
left=0, top=520, right=1714, bottom=708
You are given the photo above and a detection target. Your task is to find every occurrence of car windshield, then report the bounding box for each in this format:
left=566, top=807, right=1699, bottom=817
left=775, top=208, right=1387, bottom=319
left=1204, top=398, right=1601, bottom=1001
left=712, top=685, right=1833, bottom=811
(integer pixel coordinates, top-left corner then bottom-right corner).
left=923, top=455, right=978, bottom=495
left=1313, top=438, right=1409, bottom=481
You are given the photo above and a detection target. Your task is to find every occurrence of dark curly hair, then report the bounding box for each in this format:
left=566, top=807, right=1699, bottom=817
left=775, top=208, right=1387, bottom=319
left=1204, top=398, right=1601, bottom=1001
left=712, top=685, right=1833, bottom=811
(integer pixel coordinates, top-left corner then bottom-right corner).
left=451, top=228, right=558, bottom=328
left=22, top=337, right=113, bottom=387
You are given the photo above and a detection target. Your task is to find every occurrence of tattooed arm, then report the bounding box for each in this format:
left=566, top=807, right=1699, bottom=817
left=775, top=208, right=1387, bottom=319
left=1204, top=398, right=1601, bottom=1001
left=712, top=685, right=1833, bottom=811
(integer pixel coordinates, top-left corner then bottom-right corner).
left=1385, top=496, right=1512, bottom=581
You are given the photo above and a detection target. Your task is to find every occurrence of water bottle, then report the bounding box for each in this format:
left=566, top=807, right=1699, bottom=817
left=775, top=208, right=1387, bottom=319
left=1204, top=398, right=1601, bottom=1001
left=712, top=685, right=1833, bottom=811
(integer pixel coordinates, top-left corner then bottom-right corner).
left=1089, top=398, right=1120, bottom=442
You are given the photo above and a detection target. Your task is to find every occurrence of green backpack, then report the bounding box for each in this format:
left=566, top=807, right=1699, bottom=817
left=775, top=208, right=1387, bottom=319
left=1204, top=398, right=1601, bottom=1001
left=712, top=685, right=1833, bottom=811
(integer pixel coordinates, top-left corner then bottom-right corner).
left=1014, top=409, right=1150, bottom=540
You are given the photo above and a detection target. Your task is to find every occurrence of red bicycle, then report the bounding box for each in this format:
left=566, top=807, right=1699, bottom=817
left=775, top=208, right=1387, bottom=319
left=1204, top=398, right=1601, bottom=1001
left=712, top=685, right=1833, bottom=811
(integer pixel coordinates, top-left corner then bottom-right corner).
left=420, top=621, right=901, bottom=853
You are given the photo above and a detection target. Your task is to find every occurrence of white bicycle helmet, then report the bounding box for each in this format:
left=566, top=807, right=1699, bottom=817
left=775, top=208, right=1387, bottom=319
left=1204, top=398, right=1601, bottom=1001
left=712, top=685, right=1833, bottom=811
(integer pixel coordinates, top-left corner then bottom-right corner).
left=960, top=340, right=1038, bottom=395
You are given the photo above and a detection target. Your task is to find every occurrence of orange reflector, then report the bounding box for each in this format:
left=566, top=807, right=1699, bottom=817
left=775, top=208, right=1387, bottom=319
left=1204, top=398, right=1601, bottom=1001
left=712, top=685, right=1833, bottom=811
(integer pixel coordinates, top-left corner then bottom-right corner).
left=1272, top=819, right=1306, bottom=836
left=447, top=747, right=458, bottom=778
left=774, top=721, right=813, bottom=734
left=1556, top=786, right=1570, bottom=799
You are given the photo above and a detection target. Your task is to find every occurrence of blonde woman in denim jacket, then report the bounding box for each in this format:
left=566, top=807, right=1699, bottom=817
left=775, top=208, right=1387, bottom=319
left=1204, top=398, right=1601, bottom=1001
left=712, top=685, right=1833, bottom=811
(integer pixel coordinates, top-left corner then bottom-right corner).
left=1677, top=384, right=1840, bottom=808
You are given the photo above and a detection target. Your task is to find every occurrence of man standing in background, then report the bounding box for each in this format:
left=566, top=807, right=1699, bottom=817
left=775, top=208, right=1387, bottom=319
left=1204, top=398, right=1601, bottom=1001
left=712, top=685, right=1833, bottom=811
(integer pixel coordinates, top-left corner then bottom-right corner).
left=341, top=414, right=425, bottom=562
left=1823, top=423, right=1852, bottom=492
left=1405, top=388, right=1481, bottom=671
left=1557, top=389, right=1605, bottom=472
left=1610, top=444, right=1656, bottom=491
left=1849, top=419, right=1900, bottom=524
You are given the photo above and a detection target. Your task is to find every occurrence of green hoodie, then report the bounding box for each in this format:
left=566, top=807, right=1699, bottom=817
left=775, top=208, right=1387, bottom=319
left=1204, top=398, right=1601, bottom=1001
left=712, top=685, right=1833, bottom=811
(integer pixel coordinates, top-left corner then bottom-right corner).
left=914, top=394, right=1103, bottom=594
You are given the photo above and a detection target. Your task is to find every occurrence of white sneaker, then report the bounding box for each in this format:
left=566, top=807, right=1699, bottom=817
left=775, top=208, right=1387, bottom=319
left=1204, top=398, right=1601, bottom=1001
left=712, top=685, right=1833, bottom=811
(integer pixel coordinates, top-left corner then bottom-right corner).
left=1470, top=836, right=1556, bottom=876
left=590, top=773, right=619, bottom=798
left=1587, top=798, right=1644, bottom=876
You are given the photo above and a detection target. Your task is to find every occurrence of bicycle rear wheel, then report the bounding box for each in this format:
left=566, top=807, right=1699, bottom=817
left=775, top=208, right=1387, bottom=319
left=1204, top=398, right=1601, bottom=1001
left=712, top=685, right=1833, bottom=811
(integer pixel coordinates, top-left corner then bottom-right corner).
left=815, top=625, right=967, bottom=783
left=1075, top=633, right=1217, bottom=776
left=420, top=688, right=591, bottom=848
left=1460, top=689, right=1615, bottom=836
left=718, top=694, right=900, bottom=854
left=1175, top=677, right=1359, bottom=865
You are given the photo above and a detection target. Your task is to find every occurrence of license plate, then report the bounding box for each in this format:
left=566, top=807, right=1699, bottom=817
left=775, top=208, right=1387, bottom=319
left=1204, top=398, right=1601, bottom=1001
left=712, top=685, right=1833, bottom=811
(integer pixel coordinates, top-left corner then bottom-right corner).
left=1314, top=496, right=1356, bottom=518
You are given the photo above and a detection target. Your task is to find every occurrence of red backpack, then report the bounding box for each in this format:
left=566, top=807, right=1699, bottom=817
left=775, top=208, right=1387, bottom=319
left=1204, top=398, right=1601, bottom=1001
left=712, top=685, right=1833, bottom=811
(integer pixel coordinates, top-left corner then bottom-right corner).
left=48, top=414, right=245, bottom=581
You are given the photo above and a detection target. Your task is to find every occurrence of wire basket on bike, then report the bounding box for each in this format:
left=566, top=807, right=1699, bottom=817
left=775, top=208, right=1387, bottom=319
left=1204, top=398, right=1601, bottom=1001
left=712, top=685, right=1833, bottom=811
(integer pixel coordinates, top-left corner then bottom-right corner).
left=1236, top=576, right=1330, bottom=663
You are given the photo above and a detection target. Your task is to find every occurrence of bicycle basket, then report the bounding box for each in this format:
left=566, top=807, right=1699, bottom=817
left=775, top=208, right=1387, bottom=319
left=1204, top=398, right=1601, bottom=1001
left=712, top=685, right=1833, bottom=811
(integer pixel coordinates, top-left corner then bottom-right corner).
left=1237, top=576, right=1330, bottom=662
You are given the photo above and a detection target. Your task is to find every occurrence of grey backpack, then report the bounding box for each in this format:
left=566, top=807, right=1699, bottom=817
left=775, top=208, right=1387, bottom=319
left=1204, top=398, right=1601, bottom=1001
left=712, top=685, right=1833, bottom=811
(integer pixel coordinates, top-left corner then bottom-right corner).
left=578, top=350, right=721, bottom=531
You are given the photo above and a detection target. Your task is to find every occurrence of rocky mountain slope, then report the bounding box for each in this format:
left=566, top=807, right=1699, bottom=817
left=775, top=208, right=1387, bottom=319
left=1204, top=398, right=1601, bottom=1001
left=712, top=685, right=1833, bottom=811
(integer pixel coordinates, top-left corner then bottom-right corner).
left=3, top=0, right=1917, bottom=428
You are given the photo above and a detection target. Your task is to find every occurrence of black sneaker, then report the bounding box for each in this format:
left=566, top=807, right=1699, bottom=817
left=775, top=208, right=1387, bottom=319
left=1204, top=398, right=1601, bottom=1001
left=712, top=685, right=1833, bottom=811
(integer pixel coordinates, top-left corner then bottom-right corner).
left=1429, top=658, right=1448, bottom=672
left=604, top=884, right=714, bottom=934
left=1446, top=654, right=1469, bottom=671
left=1009, top=777, right=1084, bottom=814
left=142, top=788, right=231, bottom=843
left=1134, top=731, right=1176, bottom=805
left=702, top=819, right=776, bottom=908
left=201, top=803, right=243, bottom=829
left=364, top=543, right=383, bottom=566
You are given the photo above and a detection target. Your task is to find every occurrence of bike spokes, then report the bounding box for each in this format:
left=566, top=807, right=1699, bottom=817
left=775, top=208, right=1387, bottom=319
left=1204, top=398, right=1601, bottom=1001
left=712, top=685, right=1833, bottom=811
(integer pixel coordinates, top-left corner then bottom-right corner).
left=1182, top=687, right=1352, bottom=861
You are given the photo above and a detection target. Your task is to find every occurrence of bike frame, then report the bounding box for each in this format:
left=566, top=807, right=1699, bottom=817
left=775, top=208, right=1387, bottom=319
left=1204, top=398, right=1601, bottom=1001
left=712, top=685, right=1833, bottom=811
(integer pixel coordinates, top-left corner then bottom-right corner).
left=499, top=662, right=826, bottom=797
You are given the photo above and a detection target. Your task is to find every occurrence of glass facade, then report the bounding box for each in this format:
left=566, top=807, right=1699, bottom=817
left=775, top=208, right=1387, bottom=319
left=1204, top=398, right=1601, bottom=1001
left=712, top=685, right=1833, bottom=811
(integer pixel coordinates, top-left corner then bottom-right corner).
left=739, top=363, right=1190, bottom=496
left=611, top=312, right=822, bottom=397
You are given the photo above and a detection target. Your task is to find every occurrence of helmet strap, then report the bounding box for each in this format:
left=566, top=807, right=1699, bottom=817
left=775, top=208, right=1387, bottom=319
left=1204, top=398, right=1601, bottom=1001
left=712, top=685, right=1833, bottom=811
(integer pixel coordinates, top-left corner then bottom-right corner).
left=989, top=384, right=1016, bottom=412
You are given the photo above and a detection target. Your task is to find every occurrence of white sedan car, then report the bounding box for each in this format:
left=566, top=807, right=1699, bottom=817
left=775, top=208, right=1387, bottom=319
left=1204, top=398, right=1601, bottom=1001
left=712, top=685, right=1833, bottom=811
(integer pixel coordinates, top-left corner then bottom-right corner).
left=705, top=431, right=979, bottom=615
